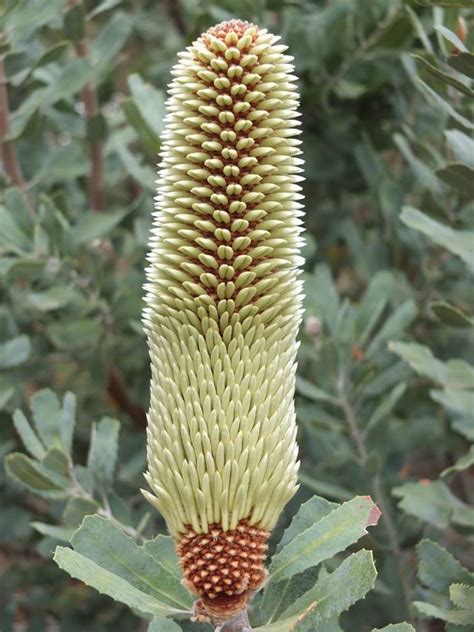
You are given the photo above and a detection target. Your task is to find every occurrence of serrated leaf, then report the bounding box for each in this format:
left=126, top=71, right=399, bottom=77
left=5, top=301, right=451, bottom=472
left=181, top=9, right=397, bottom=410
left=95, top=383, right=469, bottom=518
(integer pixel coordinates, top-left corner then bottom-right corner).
left=401, top=206, right=474, bottom=267
left=414, top=601, right=474, bottom=625
left=394, top=480, right=474, bottom=529
left=268, top=496, right=380, bottom=582
left=450, top=584, right=474, bottom=612
left=256, top=603, right=318, bottom=631
left=54, top=547, right=181, bottom=617
left=87, top=417, right=120, bottom=490
left=0, top=335, right=31, bottom=369
left=417, top=540, right=474, bottom=593
left=12, top=410, right=46, bottom=460
left=70, top=515, right=193, bottom=609
left=279, top=550, right=377, bottom=630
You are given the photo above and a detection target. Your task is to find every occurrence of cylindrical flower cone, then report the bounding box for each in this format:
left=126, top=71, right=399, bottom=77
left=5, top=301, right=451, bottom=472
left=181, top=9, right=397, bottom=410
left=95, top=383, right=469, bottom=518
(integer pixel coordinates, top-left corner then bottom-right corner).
left=143, top=19, right=304, bottom=623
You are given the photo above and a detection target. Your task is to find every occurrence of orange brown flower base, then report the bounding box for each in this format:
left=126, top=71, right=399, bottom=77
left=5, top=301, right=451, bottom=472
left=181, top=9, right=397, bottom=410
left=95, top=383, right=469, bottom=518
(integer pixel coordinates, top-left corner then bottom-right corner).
left=177, top=520, right=269, bottom=622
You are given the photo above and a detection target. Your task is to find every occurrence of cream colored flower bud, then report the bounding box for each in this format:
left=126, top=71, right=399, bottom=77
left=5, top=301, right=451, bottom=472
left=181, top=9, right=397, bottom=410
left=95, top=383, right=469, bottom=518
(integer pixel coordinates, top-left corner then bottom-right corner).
left=142, top=19, right=304, bottom=621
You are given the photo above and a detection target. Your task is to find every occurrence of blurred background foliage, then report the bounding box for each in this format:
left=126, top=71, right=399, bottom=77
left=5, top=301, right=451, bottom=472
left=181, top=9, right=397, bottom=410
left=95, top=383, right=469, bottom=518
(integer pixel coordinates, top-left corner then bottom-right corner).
left=0, top=0, right=473, bottom=630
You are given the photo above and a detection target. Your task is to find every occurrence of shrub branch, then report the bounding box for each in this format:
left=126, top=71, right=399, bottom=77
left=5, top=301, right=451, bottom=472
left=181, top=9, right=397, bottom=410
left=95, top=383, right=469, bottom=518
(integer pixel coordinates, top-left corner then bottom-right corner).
left=0, top=56, right=34, bottom=216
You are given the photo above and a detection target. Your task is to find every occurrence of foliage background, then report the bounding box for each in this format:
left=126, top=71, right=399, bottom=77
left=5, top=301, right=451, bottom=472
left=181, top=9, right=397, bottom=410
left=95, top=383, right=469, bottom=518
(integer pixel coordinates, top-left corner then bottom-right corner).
left=0, top=0, right=473, bottom=630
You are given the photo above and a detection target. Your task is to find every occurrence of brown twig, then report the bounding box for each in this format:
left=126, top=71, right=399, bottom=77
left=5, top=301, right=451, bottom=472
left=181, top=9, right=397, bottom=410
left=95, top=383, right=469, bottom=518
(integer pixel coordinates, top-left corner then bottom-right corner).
left=107, top=366, right=147, bottom=429
left=68, top=0, right=104, bottom=211
left=0, top=56, right=35, bottom=216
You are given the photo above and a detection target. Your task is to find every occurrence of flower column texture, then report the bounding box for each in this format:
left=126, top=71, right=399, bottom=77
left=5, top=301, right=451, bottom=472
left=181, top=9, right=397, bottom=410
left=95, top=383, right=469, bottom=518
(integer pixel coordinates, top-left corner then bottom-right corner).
left=143, top=19, right=304, bottom=622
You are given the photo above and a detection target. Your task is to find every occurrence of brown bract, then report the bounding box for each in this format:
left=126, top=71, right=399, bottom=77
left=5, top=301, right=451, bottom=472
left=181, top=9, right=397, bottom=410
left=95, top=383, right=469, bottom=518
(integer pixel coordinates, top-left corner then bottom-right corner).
left=178, top=519, right=268, bottom=620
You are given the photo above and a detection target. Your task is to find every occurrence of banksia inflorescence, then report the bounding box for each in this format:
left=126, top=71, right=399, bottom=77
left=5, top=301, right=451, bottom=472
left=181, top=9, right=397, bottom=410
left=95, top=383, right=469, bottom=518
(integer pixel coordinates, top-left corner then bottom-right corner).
left=143, top=19, right=304, bottom=623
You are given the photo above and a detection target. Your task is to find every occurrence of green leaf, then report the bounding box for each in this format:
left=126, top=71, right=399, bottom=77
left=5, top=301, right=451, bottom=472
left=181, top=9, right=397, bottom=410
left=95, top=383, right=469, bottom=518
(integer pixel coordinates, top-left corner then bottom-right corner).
left=0, top=335, right=31, bottom=368
left=0, top=206, right=31, bottom=252
left=415, top=78, right=474, bottom=130
left=278, top=550, right=377, bottom=630
left=389, top=341, right=474, bottom=389
left=255, top=603, right=318, bottom=631
left=47, top=319, right=102, bottom=350
left=148, top=617, right=182, bottom=632
left=91, top=12, right=132, bottom=73
left=143, top=535, right=181, bottom=580
left=63, top=497, right=100, bottom=528
left=448, top=52, right=474, bottom=79
left=372, top=626, right=415, bottom=632
left=431, top=389, right=474, bottom=420
left=400, top=206, right=474, bottom=267
left=72, top=210, right=128, bottom=245
left=31, top=522, right=75, bottom=542
left=430, top=301, right=473, bottom=328
left=70, top=515, right=193, bottom=609
left=13, top=409, right=46, bottom=460
left=435, top=25, right=468, bottom=53
left=114, top=139, right=156, bottom=190
left=5, top=452, right=67, bottom=497
left=364, top=382, right=407, bottom=435
left=88, top=0, right=123, bottom=19
left=128, top=74, right=165, bottom=139
left=30, top=389, right=65, bottom=450
left=295, top=376, right=337, bottom=404
left=412, top=54, right=473, bottom=97
left=393, top=133, right=443, bottom=194
left=268, top=496, right=380, bottom=582
left=366, top=301, right=417, bottom=357
left=26, top=286, right=76, bottom=311
left=445, top=130, right=474, bottom=167
left=442, top=446, right=474, bottom=478
left=87, top=417, right=120, bottom=490
left=63, top=3, right=85, bottom=41
left=436, top=163, right=474, bottom=198
left=54, top=547, right=181, bottom=617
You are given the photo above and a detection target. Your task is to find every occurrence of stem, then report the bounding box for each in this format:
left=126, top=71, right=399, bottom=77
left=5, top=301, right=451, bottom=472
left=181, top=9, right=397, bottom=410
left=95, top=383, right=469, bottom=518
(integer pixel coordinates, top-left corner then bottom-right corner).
left=336, top=373, right=413, bottom=616
left=0, top=56, right=35, bottom=216
left=69, top=0, right=104, bottom=212
left=216, top=610, right=253, bottom=632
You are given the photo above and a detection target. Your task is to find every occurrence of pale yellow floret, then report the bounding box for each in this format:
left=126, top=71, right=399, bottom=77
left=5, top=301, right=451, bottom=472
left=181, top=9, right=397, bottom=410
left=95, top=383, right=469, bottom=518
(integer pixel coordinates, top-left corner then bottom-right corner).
left=143, top=21, right=304, bottom=537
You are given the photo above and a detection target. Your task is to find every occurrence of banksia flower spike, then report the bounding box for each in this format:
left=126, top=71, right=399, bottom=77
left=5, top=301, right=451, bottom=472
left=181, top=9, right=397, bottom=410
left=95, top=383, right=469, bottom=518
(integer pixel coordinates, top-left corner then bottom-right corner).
left=143, top=19, right=304, bottom=624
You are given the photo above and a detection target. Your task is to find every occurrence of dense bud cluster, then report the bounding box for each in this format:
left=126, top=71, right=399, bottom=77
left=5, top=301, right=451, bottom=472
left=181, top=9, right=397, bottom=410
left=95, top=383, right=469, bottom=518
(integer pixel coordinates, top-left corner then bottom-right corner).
left=143, top=18, right=304, bottom=620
